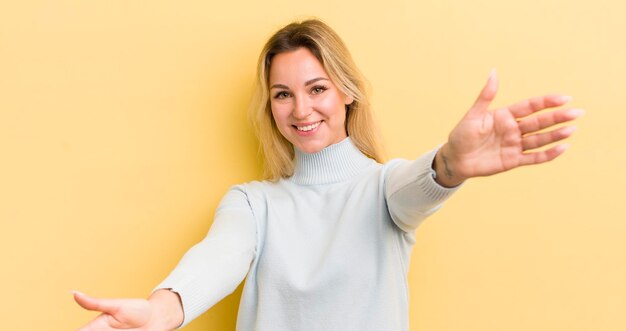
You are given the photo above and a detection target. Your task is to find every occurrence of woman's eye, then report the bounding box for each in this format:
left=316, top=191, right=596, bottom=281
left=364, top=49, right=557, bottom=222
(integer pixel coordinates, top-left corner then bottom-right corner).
left=274, top=91, right=290, bottom=99
left=311, top=86, right=328, bottom=95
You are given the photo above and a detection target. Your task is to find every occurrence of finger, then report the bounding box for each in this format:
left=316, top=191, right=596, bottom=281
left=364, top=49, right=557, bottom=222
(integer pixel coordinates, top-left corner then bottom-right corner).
left=72, top=291, right=120, bottom=316
left=522, top=126, right=576, bottom=151
left=75, top=313, right=122, bottom=331
left=519, top=108, right=584, bottom=135
left=519, top=144, right=570, bottom=166
left=508, top=94, right=572, bottom=119
left=469, top=69, right=499, bottom=114
left=75, top=314, right=108, bottom=331
left=73, top=291, right=99, bottom=311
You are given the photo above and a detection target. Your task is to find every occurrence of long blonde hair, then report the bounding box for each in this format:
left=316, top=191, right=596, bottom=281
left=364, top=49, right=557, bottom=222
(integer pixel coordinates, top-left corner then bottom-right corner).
left=250, top=19, right=385, bottom=180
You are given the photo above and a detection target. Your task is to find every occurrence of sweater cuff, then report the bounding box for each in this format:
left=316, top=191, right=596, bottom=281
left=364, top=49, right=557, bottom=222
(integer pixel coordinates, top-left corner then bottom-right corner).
left=153, top=275, right=209, bottom=329
left=415, top=146, right=462, bottom=203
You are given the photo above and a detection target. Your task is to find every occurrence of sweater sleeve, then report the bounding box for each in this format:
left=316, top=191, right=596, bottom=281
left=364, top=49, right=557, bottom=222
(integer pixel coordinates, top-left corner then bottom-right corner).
left=153, top=185, right=257, bottom=328
left=384, top=147, right=461, bottom=233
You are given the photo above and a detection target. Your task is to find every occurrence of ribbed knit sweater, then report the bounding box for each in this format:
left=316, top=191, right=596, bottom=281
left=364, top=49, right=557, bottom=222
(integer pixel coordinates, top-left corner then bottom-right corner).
left=155, top=137, right=460, bottom=330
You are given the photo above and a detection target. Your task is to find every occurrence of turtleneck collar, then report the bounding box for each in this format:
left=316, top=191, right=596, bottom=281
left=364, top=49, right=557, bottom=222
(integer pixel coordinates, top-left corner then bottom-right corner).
left=290, top=137, right=375, bottom=185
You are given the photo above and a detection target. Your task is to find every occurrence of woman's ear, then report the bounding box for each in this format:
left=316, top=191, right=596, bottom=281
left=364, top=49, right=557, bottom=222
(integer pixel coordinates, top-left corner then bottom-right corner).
left=344, top=94, right=354, bottom=106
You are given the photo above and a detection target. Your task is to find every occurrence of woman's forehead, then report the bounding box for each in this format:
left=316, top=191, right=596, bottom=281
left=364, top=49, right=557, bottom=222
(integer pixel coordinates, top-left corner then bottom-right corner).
left=268, top=48, right=328, bottom=85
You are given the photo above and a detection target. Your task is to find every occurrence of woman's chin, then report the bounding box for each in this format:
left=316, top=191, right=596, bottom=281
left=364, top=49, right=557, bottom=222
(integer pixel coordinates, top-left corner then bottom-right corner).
left=291, top=138, right=331, bottom=154
left=295, top=143, right=325, bottom=154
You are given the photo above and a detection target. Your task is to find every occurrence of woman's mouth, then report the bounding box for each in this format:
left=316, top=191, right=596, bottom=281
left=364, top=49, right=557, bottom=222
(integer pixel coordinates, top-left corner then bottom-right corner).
left=294, top=121, right=322, bottom=132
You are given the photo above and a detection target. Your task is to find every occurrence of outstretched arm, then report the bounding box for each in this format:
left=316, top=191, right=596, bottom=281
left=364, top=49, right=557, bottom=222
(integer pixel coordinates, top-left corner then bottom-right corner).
left=73, top=186, right=256, bottom=329
left=433, top=70, right=583, bottom=187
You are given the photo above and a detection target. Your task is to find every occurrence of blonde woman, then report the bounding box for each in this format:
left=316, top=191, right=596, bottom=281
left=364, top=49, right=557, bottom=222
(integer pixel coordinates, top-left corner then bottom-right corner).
left=73, top=19, right=582, bottom=330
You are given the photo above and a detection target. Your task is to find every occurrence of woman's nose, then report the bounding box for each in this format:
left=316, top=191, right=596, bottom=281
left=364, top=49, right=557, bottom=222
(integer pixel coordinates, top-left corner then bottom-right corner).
left=292, top=96, right=312, bottom=120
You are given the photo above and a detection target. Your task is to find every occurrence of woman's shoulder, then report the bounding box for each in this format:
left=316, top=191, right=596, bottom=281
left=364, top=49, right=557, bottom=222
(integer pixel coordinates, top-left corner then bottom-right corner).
left=225, top=177, right=288, bottom=199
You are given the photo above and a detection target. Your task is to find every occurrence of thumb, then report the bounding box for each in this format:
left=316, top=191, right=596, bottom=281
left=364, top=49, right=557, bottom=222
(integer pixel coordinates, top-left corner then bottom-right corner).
left=470, top=68, right=499, bottom=114
left=72, top=290, right=119, bottom=315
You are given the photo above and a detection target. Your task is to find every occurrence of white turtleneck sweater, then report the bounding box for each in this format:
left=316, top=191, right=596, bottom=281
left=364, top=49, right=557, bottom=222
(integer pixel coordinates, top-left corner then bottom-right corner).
left=155, top=137, right=460, bottom=330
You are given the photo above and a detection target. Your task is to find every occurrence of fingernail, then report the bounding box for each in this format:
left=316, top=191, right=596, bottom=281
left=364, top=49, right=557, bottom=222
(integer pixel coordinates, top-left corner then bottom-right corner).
left=565, top=126, right=577, bottom=134
left=561, top=95, right=573, bottom=103
left=70, top=290, right=84, bottom=296
left=489, top=68, right=497, bottom=80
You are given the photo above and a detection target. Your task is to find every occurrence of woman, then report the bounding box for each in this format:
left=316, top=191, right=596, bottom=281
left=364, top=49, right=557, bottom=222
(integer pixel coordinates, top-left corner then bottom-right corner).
left=73, top=19, right=582, bottom=330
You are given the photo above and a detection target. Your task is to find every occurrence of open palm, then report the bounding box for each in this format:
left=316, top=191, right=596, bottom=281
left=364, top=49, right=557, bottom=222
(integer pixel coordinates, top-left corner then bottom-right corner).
left=73, top=291, right=152, bottom=330
left=446, top=70, right=583, bottom=179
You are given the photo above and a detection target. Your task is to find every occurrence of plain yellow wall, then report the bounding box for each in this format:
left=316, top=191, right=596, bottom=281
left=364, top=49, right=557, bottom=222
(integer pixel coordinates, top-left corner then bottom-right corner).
left=1, top=0, right=624, bottom=330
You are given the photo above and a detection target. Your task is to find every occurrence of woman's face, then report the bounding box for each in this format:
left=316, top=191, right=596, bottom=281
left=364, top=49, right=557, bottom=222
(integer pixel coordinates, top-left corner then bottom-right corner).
left=269, top=47, right=353, bottom=154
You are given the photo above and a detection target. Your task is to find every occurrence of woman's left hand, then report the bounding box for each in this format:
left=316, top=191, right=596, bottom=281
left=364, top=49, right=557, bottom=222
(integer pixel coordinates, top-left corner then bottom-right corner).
left=434, top=70, right=583, bottom=187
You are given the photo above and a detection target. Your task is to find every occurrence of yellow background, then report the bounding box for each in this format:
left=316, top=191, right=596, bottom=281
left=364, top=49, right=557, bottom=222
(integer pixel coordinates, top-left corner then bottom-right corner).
left=1, top=0, right=624, bottom=330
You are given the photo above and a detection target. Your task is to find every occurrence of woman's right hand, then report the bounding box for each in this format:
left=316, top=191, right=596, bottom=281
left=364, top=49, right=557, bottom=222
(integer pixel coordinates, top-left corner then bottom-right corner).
left=73, top=291, right=152, bottom=330
left=73, top=289, right=183, bottom=331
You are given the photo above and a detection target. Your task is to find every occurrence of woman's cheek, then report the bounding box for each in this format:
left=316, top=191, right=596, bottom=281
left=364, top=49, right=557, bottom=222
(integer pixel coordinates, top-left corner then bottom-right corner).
left=317, top=93, right=341, bottom=114
left=271, top=103, right=287, bottom=122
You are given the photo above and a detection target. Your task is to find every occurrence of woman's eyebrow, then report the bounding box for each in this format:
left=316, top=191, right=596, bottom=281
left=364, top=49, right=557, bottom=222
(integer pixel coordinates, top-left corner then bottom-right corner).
left=270, top=77, right=329, bottom=90
left=270, top=83, right=289, bottom=90
left=305, top=77, right=328, bottom=86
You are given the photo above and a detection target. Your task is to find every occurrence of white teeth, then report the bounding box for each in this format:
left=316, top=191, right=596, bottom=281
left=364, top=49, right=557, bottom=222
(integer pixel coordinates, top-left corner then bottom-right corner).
left=296, top=121, right=321, bottom=132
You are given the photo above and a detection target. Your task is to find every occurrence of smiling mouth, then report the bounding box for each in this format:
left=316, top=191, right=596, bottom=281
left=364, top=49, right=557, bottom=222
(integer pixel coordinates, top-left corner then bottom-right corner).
left=294, top=121, right=322, bottom=132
